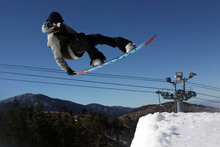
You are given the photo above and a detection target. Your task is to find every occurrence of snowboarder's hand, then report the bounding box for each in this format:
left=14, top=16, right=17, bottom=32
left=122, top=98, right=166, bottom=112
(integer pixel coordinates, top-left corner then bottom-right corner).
left=66, top=68, right=76, bottom=75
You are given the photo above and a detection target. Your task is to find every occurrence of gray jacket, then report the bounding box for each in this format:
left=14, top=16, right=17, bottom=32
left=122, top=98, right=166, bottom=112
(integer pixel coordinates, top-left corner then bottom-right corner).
left=42, top=22, right=81, bottom=71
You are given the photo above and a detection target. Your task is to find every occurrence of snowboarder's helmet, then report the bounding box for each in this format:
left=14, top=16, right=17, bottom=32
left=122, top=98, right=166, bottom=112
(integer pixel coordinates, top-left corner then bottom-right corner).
left=47, top=12, right=64, bottom=29
left=48, top=12, right=63, bottom=24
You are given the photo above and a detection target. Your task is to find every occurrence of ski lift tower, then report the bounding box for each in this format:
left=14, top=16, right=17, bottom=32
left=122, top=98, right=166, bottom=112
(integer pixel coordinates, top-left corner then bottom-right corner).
left=159, top=72, right=197, bottom=112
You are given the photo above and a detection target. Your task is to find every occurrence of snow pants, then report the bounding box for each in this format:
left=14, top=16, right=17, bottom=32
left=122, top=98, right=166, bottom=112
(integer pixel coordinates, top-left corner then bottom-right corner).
left=69, top=33, right=132, bottom=61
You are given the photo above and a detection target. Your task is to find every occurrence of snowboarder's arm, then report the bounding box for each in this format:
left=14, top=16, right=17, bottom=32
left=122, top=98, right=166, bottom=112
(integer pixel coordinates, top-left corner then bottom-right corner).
left=64, top=24, right=78, bottom=35
left=47, top=34, right=74, bottom=74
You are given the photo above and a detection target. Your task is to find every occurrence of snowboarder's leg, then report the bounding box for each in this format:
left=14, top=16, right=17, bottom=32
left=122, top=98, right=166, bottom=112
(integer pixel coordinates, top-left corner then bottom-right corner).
left=87, top=34, right=135, bottom=53
left=68, top=40, right=85, bottom=58
left=87, top=34, right=116, bottom=47
left=78, top=34, right=106, bottom=66
left=87, top=46, right=106, bottom=66
left=114, top=37, right=135, bottom=53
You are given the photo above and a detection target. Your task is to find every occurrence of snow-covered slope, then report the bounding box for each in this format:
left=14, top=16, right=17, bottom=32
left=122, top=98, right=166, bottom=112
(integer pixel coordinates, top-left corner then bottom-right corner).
left=131, top=112, right=220, bottom=147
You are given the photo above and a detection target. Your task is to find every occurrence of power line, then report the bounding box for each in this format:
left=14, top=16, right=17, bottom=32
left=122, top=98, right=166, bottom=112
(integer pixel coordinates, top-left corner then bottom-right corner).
left=0, top=63, right=165, bottom=82
left=2, top=71, right=220, bottom=101
left=0, top=77, right=156, bottom=94
left=1, top=63, right=220, bottom=100
left=0, top=71, right=168, bottom=90
left=187, top=81, right=220, bottom=92
left=2, top=63, right=220, bottom=91
left=86, top=73, right=165, bottom=82
left=0, top=63, right=62, bottom=73
left=194, top=97, right=220, bottom=104
left=197, top=92, right=220, bottom=99
left=3, top=70, right=220, bottom=101
left=4, top=76, right=220, bottom=106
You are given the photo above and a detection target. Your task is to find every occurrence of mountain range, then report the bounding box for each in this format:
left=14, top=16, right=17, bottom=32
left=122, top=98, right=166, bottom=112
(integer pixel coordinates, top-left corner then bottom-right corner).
left=0, top=93, right=134, bottom=118
left=1, top=93, right=220, bottom=119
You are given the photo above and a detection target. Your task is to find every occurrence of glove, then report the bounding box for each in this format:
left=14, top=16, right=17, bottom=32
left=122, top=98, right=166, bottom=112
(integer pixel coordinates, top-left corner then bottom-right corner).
left=66, top=68, right=76, bottom=75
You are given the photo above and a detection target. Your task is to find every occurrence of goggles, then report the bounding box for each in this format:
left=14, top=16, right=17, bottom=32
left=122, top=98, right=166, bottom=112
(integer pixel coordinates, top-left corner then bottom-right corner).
left=48, top=22, right=62, bottom=30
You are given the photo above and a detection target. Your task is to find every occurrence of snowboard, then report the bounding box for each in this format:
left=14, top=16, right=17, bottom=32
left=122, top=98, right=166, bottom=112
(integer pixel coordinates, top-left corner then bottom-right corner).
left=75, top=34, right=157, bottom=75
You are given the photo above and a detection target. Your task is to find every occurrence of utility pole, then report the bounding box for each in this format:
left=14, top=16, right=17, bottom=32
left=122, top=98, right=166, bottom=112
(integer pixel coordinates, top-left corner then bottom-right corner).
left=157, top=72, right=197, bottom=113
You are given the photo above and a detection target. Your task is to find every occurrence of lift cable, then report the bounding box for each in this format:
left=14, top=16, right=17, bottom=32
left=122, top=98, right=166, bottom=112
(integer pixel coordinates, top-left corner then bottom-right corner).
left=0, top=77, right=156, bottom=94
left=0, top=71, right=169, bottom=91
left=194, top=97, right=220, bottom=104
left=0, top=63, right=165, bottom=82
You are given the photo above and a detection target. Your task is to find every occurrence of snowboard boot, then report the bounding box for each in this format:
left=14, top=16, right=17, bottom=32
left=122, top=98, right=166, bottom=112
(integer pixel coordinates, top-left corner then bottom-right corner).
left=114, top=37, right=135, bottom=53
left=91, top=59, right=104, bottom=67
left=125, top=42, right=136, bottom=53
left=90, top=51, right=106, bottom=67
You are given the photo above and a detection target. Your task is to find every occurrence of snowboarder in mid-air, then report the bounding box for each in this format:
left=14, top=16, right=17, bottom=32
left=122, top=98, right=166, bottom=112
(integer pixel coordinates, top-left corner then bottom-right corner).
left=42, top=12, right=135, bottom=75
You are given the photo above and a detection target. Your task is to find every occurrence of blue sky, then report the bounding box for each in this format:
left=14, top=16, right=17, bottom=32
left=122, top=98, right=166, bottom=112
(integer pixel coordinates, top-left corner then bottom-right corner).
left=0, top=0, right=220, bottom=107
